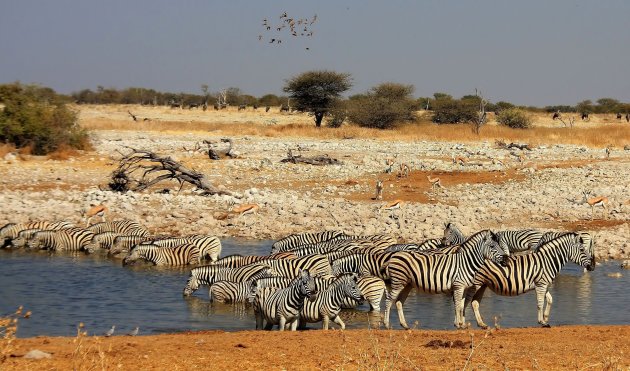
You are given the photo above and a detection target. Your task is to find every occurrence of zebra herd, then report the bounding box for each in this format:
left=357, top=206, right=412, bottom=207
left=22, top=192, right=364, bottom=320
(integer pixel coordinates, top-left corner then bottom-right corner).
left=1, top=220, right=596, bottom=331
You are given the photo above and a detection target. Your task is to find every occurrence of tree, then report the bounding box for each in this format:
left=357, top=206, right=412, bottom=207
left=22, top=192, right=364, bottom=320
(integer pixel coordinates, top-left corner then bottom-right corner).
left=595, top=98, right=620, bottom=113
left=0, top=83, right=91, bottom=154
left=258, top=94, right=283, bottom=107
left=496, top=108, right=533, bottom=129
left=576, top=100, right=594, bottom=115
left=347, top=83, right=416, bottom=129
left=283, top=70, right=352, bottom=127
left=431, top=98, right=478, bottom=124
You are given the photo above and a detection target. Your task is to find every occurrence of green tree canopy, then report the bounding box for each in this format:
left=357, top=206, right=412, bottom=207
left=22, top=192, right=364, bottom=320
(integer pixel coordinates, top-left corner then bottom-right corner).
left=283, top=70, right=352, bottom=127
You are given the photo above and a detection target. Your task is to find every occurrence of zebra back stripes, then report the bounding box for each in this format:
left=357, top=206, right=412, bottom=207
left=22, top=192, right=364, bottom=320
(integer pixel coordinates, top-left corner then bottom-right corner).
left=1, top=221, right=74, bottom=246
left=109, top=235, right=152, bottom=255
left=85, top=231, right=121, bottom=253
left=331, top=253, right=363, bottom=275
left=209, top=281, right=257, bottom=303
left=299, top=274, right=362, bottom=330
left=10, top=228, right=42, bottom=248
left=384, top=230, right=507, bottom=329
left=210, top=252, right=294, bottom=268
left=467, top=233, right=594, bottom=328
left=271, top=231, right=346, bottom=253
left=87, top=220, right=150, bottom=237
left=256, top=255, right=332, bottom=278
left=27, top=228, right=95, bottom=251
left=184, top=263, right=275, bottom=296
left=496, top=229, right=544, bottom=253
left=123, top=243, right=200, bottom=266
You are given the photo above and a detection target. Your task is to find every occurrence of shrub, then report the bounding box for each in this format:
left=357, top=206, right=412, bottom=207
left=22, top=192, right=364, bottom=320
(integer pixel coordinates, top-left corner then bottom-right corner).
left=347, top=83, right=416, bottom=129
left=0, top=83, right=91, bottom=155
left=431, top=98, right=478, bottom=124
left=496, top=108, right=533, bottom=129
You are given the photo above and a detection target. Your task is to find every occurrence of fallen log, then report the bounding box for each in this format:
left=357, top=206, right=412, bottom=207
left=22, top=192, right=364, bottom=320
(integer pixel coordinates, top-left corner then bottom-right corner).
left=280, top=149, right=342, bottom=166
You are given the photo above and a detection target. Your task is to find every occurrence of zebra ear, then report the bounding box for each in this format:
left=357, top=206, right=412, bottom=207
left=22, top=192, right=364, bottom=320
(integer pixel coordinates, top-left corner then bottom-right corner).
left=444, top=222, right=450, bottom=228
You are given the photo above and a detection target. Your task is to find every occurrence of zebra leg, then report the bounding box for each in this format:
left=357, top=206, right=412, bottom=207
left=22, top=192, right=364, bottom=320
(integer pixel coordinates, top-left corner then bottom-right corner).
left=470, top=286, right=488, bottom=329
left=263, top=321, right=273, bottom=331
left=289, top=319, right=299, bottom=331
left=323, top=315, right=330, bottom=330
left=332, top=315, right=346, bottom=330
left=278, top=316, right=287, bottom=331
left=453, top=286, right=467, bottom=329
left=535, top=285, right=550, bottom=327
left=543, top=291, right=553, bottom=324
left=395, top=285, right=413, bottom=329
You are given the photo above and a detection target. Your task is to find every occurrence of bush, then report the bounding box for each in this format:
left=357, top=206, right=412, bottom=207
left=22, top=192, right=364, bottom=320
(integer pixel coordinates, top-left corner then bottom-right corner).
left=347, top=83, right=416, bottom=129
left=431, top=98, right=478, bottom=124
left=0, top=83, right=91, bottom=155
left=496, top=108, right=533, bottom=129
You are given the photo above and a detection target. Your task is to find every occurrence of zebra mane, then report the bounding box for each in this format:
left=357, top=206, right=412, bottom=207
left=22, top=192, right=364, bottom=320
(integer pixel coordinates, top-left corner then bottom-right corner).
left=536, top=233, right=578, bottom=253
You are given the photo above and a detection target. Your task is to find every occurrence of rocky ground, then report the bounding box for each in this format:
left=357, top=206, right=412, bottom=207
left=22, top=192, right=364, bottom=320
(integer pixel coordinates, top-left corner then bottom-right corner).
left=1, top=123, right=628, bottom=259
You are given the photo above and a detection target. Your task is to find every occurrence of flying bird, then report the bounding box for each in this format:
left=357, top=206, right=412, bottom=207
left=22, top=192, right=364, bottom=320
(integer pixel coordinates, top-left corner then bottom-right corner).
left=269, top=38, right=275, bottom=43
left=258, top=35, right=262, bottom=41
left=104, top=325, right=115, bottom=337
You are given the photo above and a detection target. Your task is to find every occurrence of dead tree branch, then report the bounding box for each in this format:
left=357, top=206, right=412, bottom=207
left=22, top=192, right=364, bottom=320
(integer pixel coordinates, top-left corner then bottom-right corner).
left=205, top=138, right=239, bottom=160
left=107, top=148, right=232, bottom=196
left=280, top=149, right=342, bottom=166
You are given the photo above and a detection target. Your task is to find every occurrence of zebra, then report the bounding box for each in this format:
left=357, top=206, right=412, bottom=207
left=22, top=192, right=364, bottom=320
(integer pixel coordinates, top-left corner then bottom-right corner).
left=122, top=243, right=200, bottom=266
left=254, top=276, right=293, bottom=289
left=385, top=243, right=420, bottom=252
left=255, top=255, right=332, bottom=278
left=466, top=233, right=594, bottom=328
left=383, top=230, right=507, bottom=329
left=183, top=263, right=275, bottom=296
left=495, top=229, right=544, bottom=254
left=331, top=253, right=363, bottom=275
left=210, top=252, right=295, bottom=268
left=299, top=274, right=362, bottom=330
left=291, top=241, right=364, bottom=257
left=84, top=231, right=121, bottom=253
left=441, top=222, right=467, bottom=247
left=341, top=275, right=386, bottom=312
left=87, top=220, right=150, bottom=237
left=109, top=235, right=152, bottom=255
left=254, top=270, right=317, bottom=331
left=1, top=221, right=74, bottom=247
left=359, top=251, right=397, bottom=280
left=9, top=228, right=43, bottom=249
left=209, top=281, right=257, bottom=304
left=27, top=228, right=95, bottom=251
left=384, top=239, right=443, bottom=252
left=187, top=235, right=222, bottom=262
left=535, top=231, right=594, bottom=264
left=270, top=231, right=346, bottom=253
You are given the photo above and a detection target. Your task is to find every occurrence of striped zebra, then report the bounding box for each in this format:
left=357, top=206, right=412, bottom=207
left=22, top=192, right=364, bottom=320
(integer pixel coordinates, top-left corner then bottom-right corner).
left=441, top=222, right=467, bottom=247
left=384, top=230, right=507, bottom=329
left=210, top=252, right=295, bottom=268
left=359, top=251, right=397, bottom=280
left=536, top=231, right=594, bottom=263
left=466, top=233, right=594, bottom=328
left=270, top=231, right=347, bottom=253
left=331, top=253, right=363, bottom=275
left=183, top=263, right=275, bottom=296
left=495, top=229, right=544, bottom=253
left=1, top=221, right=74, bottom=247
left=109, top=235, right=152, bottom=255
left=254, top=277, right=293, bottom=289
left=85, top=231, right=121, bottom=253
left=254, top=270, right=317, bottom=331
left=256, top=255, right=332, bottom=278
left=87, top=220, right=150, bottom=237
left=292, top=237, right=394, bottom=257
left=341, top=275, right=386, bottom=312
left=385, top=243, right=420, bottom=252
left=299, top=274, right=362, bottom=330
left=385, top=239, right=443, bottom=252
left=9, top=228, right=42, bottom=249
left=27, top=228, right=95, bottom=251
left=209, top=281, right=257, bottom=304
left=122, top=243, right=200, bottom=266
left=187, top=235, right=222, bottom=262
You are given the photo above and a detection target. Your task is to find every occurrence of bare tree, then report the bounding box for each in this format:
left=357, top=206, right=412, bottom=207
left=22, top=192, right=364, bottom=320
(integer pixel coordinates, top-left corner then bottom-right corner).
left=471, top=89, right=488, bottom=135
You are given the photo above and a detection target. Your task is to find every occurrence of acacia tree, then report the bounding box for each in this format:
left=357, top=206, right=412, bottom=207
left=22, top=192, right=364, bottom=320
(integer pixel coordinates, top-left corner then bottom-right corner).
left=283, top=70, right=352, bottom=127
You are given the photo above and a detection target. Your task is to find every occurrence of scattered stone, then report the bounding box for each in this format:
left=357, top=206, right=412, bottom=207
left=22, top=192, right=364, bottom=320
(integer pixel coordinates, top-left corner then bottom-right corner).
left=23, top=349, right=52, bottom=359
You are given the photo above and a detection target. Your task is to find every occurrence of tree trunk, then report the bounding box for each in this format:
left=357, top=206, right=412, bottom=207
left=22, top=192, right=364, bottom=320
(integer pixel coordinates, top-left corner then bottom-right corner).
left=314, top=112, right=324, bottom=127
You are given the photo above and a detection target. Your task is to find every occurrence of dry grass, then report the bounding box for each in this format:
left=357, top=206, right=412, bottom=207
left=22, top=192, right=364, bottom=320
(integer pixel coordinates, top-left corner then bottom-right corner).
left=81, top=113, right=630, bottom=148
left=0, top=143, right=16, bottom=158
left=0, top=307, right=30, bottom=364
left=47, top=144, right=82, bottom=161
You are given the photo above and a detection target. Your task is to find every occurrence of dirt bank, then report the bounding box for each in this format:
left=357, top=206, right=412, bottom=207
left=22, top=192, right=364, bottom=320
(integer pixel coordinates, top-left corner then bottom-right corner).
left=4, top=326, right=628, bottom=370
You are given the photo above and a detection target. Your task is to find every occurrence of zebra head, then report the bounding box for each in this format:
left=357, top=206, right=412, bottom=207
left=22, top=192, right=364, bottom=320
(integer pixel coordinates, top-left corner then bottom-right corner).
left=442, top=222, right=464, bottom=247
left=297, top=270, right=317, bottom=301
left=569, top=234, right=595, bottom=272
left=26, top=232, right=43, bottom=250
left=339, top=274, right=362, bottom=302
left=246, top=281, right=258, bottom=304
left=183, top=270, right=202, bottom=296
left=481, top=231, right=508, bottom=267
left=122, top=245, right=146, bottom=266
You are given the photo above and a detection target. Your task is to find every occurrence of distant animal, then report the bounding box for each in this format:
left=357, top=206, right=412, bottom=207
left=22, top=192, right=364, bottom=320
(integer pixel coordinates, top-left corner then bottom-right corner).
left=105, top=325, right=115, bottom=337
left=582, top=191, right=608, bottom=220
left=127, top=327, right=139, bottom=336
left=617, top=113, right=622, bottom=120
left=452, top=156, right=468, bottom=166
left=188, top=103, right=199, bottom=110
left=374, top=180, right=383, bottom=200
left=427, top=175, right=442, bottom=191
left=213, top=104, right=219, bottom=111
left=85, top=203, right=108, bottom=227
left=384, top=156, right=396, bottom=173
left=398, top=163, right=410, bottom=178
left=380, top=200, right=403, bottom=218
left=280, top=105, right=290, bottom=112
left=581, top=112, right=589, bottom=121
left=265, top=106, right=271, bottom=112
left=238, top=104, right=246, bottom=111
left=127, top=111, right=138, bottom=122
left=229, top=203, right=260, bottom=219
left=552, top=111, right=560, bottom=120
left=626, top=113, right=629, bottom=122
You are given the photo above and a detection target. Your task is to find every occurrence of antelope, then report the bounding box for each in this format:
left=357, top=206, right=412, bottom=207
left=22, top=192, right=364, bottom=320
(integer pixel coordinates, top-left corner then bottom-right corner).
left=85, top=203, right=108, bottom=227
left=229, top=203, right=260, bottom=220
left=379, top=199, right=403, bottom=219
left=605, top=145, right=612, bottom=159
left=452, top=155, right=467, bottom=166
left=374, top=180, right=383, bottom=200
left=427, top=175, right=442, bottom=192
left=398, top=163, right=410, bottom=178
left=582, top=191, right=608, bottom=220
left=492, top=158, right=505, bottom=167
left=385, top=154, right=397, bottom=174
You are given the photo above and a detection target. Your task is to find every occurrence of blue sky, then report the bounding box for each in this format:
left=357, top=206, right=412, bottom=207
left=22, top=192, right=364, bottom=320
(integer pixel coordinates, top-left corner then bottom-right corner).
left=1, top=0, right=628, bottom=106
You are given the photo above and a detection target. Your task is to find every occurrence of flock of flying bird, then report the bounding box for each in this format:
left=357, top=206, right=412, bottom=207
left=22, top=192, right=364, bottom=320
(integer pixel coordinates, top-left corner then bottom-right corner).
left=260, top=12, right=317, bottom=49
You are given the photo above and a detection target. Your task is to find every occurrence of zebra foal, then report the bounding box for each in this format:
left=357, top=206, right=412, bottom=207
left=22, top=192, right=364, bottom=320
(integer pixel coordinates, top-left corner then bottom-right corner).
left=299, top=274, right=362, bottom=330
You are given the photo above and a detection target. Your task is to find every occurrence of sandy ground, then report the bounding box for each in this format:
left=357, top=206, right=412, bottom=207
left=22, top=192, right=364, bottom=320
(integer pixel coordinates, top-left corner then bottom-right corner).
left=4, top=326, right=629, bottom=370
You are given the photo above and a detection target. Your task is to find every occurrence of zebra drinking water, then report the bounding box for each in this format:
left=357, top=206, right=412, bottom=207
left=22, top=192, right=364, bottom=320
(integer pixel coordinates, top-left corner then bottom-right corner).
left=122, top=243, right=200, bottom=266
left=183, top=263, right=275, bottom=296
